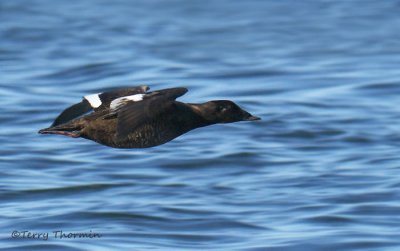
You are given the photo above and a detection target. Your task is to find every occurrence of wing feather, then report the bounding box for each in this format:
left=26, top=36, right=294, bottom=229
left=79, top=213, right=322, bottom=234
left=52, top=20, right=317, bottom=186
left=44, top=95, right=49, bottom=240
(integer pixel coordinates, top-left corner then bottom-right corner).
left=116, top=87, right=188, bottom=139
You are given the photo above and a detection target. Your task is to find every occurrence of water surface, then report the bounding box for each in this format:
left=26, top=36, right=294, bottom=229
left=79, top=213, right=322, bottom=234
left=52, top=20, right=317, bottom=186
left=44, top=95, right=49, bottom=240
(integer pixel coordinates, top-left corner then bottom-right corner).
left=1, top=0, right=400, bottom=250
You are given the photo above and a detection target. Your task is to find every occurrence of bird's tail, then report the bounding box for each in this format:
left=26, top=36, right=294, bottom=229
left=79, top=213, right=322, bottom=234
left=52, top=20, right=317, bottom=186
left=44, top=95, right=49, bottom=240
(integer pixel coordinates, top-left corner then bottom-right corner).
left=38, top=122, right=83, bottom=138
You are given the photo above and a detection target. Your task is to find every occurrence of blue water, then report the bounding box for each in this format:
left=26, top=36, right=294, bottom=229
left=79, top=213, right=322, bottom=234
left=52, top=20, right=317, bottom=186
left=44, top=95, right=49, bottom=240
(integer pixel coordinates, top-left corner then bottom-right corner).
left=1, top=0, right=400, bottom=250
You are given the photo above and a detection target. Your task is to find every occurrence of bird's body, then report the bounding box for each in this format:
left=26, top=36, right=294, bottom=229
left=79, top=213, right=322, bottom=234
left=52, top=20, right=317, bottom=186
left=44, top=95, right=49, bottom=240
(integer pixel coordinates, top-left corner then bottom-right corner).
left=39, top=86, right=260, bottom=148
left=76, top=101, right=208, bottom=148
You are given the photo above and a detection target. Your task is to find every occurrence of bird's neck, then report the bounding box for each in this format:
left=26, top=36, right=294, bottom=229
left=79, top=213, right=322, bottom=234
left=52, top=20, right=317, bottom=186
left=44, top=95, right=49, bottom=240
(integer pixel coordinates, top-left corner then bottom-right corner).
left=186, top=103, right=217, bottom=126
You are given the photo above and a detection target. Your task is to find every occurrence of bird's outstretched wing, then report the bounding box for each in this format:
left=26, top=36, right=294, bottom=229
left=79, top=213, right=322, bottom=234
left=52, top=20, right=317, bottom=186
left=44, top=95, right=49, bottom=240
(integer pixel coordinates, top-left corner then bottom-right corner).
left=51, top=85, right=149, bottom=126
left=51, top=100, right=92, bottom=126
left=116, top=87, right=188, bottom=139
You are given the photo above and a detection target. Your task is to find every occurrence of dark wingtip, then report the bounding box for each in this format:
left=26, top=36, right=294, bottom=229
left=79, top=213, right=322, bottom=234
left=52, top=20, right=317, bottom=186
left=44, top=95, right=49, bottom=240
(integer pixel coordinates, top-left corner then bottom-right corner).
left=150, top=87, right=188, bottom=100
left=166, top=87, right=188, bottom=96
left=176, top=87, right=189, bottom=97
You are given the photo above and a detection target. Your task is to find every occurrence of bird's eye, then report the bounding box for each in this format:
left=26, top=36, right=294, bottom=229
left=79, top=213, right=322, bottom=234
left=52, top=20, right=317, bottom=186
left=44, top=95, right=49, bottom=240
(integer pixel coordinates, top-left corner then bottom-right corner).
left=218, top=106, right=227, bottom=113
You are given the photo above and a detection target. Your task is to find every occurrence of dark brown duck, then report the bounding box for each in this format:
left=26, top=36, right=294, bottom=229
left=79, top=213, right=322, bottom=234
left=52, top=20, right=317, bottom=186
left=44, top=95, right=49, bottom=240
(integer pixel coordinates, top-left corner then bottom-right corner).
left=38, top=86, right=260, bottom=148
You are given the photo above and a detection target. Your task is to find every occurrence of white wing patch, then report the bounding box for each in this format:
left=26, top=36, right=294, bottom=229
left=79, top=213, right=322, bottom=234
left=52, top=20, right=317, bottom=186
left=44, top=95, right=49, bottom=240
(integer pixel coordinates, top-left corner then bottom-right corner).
left=84, top=93, right=102, bottom=108
left=110, top=94, right=145, bottom=110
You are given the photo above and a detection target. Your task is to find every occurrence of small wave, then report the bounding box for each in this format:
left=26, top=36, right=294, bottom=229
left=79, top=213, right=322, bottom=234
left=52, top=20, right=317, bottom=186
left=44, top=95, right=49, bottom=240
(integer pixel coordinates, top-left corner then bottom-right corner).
left=3, top=244, right=84, bottom=251
left=203, top=69, right=290, bottom=79
left=353, top=82, right=400, bottom=96
left=300, top=214, right=354, bottom=225
left=0, top=183, right=127, bottom=202
left=35, top=62, right=128, bottom=85
left=356, top=82, right=400, bottom=90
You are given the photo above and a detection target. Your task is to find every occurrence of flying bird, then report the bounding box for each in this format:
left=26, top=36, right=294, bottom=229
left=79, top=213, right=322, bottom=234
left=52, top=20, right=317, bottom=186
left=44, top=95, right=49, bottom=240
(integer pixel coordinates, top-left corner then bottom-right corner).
left=39, top=86, right=260, bottom=148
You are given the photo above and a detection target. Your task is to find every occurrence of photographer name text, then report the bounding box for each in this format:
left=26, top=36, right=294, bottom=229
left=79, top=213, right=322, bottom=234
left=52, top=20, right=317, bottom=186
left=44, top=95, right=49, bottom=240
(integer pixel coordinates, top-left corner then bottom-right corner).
left=11, top=230, right=102, bottom=240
